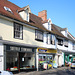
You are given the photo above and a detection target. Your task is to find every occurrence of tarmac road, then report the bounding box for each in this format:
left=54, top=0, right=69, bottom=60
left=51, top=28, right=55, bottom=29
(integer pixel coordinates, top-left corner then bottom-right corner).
left=40, top=69, right=75, bottom=75
left=14, top=67, right=75, bottom=75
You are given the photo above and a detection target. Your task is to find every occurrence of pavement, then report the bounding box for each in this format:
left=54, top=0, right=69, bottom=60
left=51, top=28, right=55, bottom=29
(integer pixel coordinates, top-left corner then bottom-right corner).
left=14, top=67, right=71, bottom=75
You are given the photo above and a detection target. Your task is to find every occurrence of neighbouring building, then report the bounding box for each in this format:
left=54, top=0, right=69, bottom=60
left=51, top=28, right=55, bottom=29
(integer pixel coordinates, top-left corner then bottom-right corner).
left=0, top=0, right=75, bottom=73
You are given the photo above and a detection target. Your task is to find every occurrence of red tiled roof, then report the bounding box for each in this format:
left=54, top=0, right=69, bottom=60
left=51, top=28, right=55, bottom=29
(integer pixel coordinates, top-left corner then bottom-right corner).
left=0, top=0, right=24, bottom=21
left=18, top=5, right=29, bottom=12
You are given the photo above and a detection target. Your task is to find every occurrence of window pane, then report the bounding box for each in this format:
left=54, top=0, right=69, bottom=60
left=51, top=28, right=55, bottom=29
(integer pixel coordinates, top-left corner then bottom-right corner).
left=51, top=34, right=55, bottom=45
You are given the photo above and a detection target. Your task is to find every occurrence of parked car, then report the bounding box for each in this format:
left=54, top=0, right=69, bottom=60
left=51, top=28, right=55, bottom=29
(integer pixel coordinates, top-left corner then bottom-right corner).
left=71, top=61, right=75, bottom=69
left=0, top=71, right=13, bottom=75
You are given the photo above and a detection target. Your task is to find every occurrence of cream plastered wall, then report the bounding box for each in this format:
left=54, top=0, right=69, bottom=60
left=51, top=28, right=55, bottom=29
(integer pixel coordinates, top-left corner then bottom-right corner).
left=0, top=18, right=43, bottom=46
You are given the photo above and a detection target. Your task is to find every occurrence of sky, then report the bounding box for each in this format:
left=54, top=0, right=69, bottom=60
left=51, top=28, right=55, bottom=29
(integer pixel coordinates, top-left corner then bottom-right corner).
left=8, top=0, right=75, bottom=37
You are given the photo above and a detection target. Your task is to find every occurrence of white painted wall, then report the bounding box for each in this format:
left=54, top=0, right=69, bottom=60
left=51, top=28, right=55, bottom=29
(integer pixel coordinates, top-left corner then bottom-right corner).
left=36, top=49, right=39, bottom=71
left=0, top=18, right=44, bottom=47
left=68, top=40, right=73, bottom=51
left=0, top=43, right=4, bottom=71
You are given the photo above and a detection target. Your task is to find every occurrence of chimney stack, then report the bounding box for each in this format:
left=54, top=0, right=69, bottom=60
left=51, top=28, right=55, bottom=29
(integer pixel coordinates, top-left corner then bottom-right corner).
left=38, top=10, right=47, bottom=21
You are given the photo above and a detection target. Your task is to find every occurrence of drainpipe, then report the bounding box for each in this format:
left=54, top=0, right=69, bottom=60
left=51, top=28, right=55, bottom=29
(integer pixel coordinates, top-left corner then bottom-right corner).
left=36, top=49, right=39, bottom=71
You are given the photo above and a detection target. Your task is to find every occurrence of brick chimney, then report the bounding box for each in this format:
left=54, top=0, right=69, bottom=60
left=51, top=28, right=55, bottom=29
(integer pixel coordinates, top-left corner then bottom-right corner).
left=38, top=10, right=47, bottom=21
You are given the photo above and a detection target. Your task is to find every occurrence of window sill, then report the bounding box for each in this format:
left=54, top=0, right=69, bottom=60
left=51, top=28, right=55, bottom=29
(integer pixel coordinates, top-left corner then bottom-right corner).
left=51, top=43, right=55, bottom=45
left=35, top=39, right=43, bottom=42
left=58, top=44, right=63, bottom=46
left=14, top=37, right=23, bottom=40
left=64, top=45, right=68, bottom=47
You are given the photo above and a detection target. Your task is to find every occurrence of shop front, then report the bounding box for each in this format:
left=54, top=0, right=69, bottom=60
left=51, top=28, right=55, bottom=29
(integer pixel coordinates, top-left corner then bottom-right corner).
left=64, top=53, right=75, bottom=67
left=37, top=48, right=57, bottom=70
left=4, top=44, right=36, bottom=72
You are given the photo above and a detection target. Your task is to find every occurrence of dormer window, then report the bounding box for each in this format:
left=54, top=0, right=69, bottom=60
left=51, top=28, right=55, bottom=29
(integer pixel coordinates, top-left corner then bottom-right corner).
left=4, top=6, right=13, bottom=14
left=18, top=5, right=31, bottom=22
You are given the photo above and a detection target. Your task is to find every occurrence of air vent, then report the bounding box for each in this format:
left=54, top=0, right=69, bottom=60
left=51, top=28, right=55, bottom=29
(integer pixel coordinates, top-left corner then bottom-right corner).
left=4, top=6, right=13, bottom=14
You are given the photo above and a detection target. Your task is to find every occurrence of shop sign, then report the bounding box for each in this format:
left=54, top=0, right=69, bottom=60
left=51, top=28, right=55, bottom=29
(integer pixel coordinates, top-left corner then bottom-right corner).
left=10, top=46, right=20, bottom=51
left=39, top=49, right=47, bottom=52
left=21, top=47, right=32, bottom=52
left=5, top=45, right=33, bottom=52
left=37, top=48, right=57, bottom=53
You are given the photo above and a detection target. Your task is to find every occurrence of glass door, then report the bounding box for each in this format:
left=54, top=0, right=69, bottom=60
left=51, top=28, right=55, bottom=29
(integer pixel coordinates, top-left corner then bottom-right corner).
left=19, top=52, right=35, bottom=71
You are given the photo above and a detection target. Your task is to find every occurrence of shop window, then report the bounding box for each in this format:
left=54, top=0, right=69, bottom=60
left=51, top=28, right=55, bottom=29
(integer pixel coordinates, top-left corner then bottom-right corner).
left=51, top=34, right=55, bottom=45
left=57, top=38, right=63, bottom=46
left=46, top=33, right=51, bottom=44
left=64, top=40, right=68, bottom=47
left=14, top=23, right=23, bottom=39
left=6, top=52, right=18, bottom=71
left=35, top=30, right=43, bottom=42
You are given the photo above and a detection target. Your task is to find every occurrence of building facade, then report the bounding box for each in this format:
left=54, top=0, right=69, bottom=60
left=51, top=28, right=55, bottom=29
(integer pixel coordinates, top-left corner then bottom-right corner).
left=0, top=0, right=75, bottom=72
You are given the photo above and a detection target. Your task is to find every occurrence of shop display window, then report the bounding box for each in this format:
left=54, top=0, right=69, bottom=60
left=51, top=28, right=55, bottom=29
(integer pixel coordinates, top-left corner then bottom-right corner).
left=6, top=51, right=18, bottom=71
left=6, top=51, right=35, bottom=71
left=39, top=55, right=53, bottom=64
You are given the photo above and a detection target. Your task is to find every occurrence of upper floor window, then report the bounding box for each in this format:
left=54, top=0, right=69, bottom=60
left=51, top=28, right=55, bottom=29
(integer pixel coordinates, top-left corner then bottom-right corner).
left=14, top=23, right=23, bottom=39
left=64, top=40, right=68, bottom=47
left=51, top=34, right=55, bottom=45
left=73, top=43, right=75, bottom=50
left=57, top=38, right=63, bottom=46
left=46, top=33, right=51, bottom=44
left=35, top=30, right=43, bottom=42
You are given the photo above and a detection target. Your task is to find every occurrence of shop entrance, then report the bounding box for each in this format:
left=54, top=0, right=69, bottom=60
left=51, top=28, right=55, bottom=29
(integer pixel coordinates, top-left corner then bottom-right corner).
left=19, top=52, right=35, bottom=71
